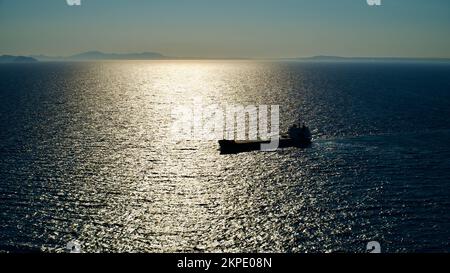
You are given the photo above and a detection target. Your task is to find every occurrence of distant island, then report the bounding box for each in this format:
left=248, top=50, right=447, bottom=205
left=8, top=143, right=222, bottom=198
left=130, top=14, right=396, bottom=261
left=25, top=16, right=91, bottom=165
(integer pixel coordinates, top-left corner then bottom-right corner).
left=294, top=55, right=450, bottom=62
left=0, top=55, right=38, bottom=63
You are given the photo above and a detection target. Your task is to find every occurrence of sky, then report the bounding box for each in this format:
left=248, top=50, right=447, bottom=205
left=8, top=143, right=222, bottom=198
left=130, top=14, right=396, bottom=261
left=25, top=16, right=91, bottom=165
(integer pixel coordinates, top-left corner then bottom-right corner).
left=0, top=0, right=449, bottom=58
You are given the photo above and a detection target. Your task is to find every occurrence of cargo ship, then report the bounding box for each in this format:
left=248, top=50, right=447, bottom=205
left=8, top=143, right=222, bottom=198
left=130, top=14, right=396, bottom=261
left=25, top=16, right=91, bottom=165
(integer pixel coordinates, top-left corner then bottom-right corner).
left=219, top=123, right=312, bottom=154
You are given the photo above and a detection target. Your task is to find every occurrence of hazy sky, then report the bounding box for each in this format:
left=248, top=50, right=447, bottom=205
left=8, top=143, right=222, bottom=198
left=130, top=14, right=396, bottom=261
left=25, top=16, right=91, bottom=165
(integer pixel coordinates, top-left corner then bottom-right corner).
left=1, top=0, right=450, bottom=58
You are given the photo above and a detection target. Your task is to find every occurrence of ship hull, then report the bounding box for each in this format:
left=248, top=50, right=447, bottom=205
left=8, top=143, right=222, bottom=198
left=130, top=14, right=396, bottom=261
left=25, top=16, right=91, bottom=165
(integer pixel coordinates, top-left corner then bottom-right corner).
left=219, top=138, right=311, bottom=154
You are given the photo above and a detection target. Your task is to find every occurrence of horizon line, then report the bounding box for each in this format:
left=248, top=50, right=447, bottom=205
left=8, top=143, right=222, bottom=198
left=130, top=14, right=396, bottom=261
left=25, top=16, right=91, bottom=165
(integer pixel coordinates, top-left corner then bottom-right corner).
left=2, top=51, right=450, bottom=62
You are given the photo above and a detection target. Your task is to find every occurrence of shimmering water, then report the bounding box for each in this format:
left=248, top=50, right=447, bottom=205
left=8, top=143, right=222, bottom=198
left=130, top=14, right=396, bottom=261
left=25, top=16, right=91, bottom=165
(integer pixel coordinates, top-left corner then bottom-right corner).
left=0, top=61, right=449, bottom=253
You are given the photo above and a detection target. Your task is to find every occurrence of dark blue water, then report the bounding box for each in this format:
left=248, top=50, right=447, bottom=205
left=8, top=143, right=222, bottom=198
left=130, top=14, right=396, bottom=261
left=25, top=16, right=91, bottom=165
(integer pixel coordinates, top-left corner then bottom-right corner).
left=0, top=61, right=449, bottom=252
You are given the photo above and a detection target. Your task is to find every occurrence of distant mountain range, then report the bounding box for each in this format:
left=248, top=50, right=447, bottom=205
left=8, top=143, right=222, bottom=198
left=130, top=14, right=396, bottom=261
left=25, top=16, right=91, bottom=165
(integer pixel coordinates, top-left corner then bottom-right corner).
left=0, top=55, right=38, bottom=63
left=31, top=51, right=168, bottom=61
left=30, top=51, right=252, bottom=61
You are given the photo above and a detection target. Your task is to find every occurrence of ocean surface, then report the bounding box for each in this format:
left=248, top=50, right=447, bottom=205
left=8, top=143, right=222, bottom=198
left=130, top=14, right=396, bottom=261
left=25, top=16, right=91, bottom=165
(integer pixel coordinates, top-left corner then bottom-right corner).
left=0, top=61, right=449, bottom=253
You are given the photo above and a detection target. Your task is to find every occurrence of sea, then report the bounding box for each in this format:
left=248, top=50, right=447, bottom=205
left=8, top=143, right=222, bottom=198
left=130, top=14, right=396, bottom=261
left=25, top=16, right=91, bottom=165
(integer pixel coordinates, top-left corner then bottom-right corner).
left=0, top=60, right=449, bottom=252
